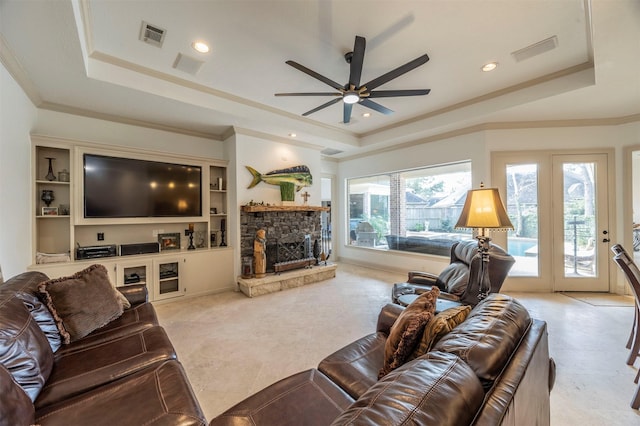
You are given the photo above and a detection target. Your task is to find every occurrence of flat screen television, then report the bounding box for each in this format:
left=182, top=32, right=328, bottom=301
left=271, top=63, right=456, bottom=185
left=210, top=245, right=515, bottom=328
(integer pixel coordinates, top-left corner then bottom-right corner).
left=83, top=154, right=202, bottom=218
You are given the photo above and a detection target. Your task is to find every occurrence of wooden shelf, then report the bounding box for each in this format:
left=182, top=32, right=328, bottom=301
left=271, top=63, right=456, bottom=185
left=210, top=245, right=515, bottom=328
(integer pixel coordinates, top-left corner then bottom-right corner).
left=241, top=205, right=330, bottom=213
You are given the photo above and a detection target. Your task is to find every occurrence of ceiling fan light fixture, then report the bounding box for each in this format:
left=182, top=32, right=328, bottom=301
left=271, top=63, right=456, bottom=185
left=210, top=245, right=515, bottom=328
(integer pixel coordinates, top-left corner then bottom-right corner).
left=343, top=92, right=360, bottom=104
left=482, top=61, right=498, bottom=72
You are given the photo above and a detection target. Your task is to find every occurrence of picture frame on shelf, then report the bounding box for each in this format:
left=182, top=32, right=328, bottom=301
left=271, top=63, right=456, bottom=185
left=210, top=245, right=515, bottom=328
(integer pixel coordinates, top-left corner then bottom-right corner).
left=158, top=233, right=180, bottom=251
left=42, top=207, right=58, bottom=216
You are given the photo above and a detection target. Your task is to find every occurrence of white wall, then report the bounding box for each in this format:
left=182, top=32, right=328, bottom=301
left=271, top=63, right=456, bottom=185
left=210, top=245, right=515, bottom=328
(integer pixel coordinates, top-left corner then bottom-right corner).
left=232, top=132, right=322, bottom=207
left=0, top=62, right=38, bottom=277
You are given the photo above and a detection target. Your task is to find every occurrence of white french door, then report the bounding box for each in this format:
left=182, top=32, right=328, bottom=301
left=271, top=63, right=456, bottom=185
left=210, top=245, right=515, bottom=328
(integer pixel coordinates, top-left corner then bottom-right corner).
left=493, top=151, right=611, bottom=292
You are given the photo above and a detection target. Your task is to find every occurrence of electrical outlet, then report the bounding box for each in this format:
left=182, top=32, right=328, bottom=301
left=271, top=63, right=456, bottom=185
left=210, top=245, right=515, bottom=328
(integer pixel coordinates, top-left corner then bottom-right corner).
left=97, top=232, right=104, bottom=241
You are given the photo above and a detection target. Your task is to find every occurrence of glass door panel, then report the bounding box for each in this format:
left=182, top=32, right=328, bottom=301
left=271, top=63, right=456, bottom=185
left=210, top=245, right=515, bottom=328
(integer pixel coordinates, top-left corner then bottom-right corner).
left=552, top=154, right=609, bottom=291
left=562, top=162, right=596, bottom=278
left=506, top=164, right=539, bottom=277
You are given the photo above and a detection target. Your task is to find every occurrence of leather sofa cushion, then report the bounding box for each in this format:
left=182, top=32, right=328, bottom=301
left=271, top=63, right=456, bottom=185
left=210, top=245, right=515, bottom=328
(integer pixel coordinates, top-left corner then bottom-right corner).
left=38, top=264, right=124, bottom=344
left=0, top=295, right=53, bottom=401
left=331, top=351, right=484, bottom=426
left=432, top=293, right=531, bottom=388
left=0, top=271, right=49, bottom=297
left=318, top=332, right=387, bottom=399
left=35, top=360, right=207, bottom=426
left=35, top=325, right=176, bottom=408
left=209, top=369, right=354, bottom=426
left=0, top=363, right=36, bottom=425
left=55, top=302, right=158, bottom=356
left=16, top=291, right=62, bottom=353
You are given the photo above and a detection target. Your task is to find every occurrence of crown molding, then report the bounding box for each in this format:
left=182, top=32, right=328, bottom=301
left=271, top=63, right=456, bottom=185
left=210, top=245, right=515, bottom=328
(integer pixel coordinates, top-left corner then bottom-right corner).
left=337, top=113, right=640, bottom=162
left=39, top=101, right=223, bottom=140
left=0, top=33, right=42, bottom=106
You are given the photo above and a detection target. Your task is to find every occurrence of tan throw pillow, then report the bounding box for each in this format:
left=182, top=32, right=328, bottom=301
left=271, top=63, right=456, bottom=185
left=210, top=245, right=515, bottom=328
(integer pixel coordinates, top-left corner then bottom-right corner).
left=408, top=305, right=472, bottom=362
left=38, top=264, right=124, bottom=344
left=379, top=286, right=439, bottom=378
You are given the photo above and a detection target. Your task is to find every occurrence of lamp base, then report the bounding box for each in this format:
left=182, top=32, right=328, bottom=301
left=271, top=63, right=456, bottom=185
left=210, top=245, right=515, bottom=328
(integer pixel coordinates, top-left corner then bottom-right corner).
left=475, top=235, right=492, bottom=301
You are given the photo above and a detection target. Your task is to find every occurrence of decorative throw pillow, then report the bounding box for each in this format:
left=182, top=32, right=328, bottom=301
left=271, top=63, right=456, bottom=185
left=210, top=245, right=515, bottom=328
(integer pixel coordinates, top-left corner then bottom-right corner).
left=16, top=291, right=62, bottom=353
left=379, top=286, right=439, bottom=378
left=407, top=304, right=472, bottom=361
left=38, top=264, right=124, bottom=344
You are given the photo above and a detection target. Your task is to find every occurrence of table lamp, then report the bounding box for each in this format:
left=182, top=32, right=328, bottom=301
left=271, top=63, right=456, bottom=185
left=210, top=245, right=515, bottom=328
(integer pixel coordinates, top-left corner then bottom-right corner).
left=455, top=183, right=513, bottom=300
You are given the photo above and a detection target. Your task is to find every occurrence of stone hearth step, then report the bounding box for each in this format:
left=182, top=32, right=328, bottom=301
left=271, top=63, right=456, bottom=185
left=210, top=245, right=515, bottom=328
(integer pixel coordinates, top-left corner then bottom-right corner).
left=237, top=264, right=337, bottom=297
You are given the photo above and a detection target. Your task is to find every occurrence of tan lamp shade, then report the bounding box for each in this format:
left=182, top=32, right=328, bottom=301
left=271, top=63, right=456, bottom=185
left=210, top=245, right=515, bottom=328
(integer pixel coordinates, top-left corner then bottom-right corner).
left=455, top=187, right=514, bottom=230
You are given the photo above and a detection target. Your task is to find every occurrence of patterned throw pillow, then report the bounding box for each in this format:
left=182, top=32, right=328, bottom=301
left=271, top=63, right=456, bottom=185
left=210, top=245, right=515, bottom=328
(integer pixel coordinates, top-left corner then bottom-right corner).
left=38, top=264, right=124, bottom=344
left=379, top=286, right=439, bottom=378
left=408, top=305, right=472, bottom=361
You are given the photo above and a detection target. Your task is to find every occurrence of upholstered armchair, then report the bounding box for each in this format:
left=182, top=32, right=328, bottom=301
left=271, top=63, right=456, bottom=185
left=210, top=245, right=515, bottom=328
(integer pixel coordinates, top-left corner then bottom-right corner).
left=392, top=239, right=515, bottom=306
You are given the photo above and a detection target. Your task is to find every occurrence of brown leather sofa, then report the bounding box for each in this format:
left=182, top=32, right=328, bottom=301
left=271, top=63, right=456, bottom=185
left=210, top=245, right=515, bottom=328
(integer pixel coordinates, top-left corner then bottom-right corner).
left=0, top=271, right=207, bottom=426
left=210, top=294, right=555, bottom=426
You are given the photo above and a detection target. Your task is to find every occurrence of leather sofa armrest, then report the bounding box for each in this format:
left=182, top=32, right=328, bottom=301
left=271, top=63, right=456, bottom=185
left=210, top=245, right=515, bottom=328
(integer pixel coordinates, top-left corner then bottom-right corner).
left=116, top=284, right=148, bottom=306
left=438, top=291, right=462, bottom=302
left=407, top=270, right=438, bottom=285
left=377, top=303, right=404, bottom=334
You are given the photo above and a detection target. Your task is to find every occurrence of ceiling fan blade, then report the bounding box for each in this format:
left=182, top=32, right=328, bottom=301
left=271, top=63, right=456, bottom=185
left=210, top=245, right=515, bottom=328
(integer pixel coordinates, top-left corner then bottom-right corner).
left=348, top=36, right=366, bottom=88
left=301, top=98, right=342, bottom=117
left=275, top=92, right=342, bottom=97
left=362, top=54, right=430, bottom=91
left=286, top=60, right=344, bottom=91
left=343, top=102, right=353, bottom=124
left=360, top=99, right=394, bottom=115
left=368, top=89, right=431, bottom=98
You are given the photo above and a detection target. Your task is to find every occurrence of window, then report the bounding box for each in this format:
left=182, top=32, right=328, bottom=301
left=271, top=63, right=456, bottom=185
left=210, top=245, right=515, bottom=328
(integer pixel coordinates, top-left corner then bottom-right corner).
left=347, top=162, right=473, bottom=255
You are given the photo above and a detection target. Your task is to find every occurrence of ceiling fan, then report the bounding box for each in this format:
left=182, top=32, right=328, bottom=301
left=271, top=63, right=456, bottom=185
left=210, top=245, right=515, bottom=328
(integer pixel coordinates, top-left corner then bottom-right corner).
left=275, top=35, right=430, bottom=124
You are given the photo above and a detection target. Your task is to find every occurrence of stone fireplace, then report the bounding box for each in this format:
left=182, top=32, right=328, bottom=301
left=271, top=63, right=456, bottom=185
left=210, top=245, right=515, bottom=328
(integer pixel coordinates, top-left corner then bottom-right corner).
left=238, top=205, right=336, bottom=297
left=240, top=206, right=325, bottom=273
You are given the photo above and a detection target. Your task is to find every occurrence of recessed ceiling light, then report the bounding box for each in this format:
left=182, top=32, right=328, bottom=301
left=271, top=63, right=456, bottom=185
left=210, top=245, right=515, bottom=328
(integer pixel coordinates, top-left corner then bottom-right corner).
left=362, top=112, right=371, bottom=118
left=482, top=62, right=498, bottom=72
left=192, top=41, right=210, bottom=53
left=289, top=133, right=297, bottom=138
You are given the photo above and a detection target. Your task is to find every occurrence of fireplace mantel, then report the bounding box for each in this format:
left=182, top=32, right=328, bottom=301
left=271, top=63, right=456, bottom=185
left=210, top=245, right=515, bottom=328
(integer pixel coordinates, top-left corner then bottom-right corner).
left=241, top=205, right=329, bottom=213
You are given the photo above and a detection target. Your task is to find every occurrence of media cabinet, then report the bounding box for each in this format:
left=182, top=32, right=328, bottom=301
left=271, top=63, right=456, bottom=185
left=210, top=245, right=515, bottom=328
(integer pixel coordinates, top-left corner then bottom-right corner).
left=28, top=135, right=235, bottom=302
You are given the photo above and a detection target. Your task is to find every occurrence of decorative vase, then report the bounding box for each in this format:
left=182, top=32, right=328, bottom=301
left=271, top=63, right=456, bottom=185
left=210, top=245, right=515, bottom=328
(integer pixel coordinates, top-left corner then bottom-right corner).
left=45, top=157, right=56, bottom=181
left=41, top=190, right=55, bottom=206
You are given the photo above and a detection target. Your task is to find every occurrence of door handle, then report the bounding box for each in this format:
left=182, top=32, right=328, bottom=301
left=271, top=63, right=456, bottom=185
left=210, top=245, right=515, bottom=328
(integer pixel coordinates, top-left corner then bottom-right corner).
left=602, top=238, right=610, bottom=243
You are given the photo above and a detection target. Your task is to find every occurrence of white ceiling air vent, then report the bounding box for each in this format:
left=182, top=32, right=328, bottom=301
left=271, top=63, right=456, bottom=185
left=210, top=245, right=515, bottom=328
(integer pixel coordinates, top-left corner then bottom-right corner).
left=321, top=148, right=344, bottom=156
left=173, top=53, right=204, bottom=75
left=140, top=21, right=166, bottom=47
left=511, top=36, right=558, bottom=62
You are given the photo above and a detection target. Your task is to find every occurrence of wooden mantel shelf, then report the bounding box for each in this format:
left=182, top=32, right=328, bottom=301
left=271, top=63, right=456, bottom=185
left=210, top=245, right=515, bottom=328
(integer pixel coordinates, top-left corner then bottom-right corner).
left=241, top=205, right=329, bottom=213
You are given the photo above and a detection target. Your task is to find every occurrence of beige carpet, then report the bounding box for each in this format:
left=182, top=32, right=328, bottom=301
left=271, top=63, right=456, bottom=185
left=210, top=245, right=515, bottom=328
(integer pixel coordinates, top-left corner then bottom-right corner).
left=561, top=292, right=635, bottom=307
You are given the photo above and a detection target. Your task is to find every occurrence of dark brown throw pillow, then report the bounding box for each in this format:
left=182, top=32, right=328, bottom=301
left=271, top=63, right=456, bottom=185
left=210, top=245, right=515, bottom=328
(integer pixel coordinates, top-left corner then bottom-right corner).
left=407, top=304, right=472, bottom=362
left=38, top=264, right=124, bottom=344
left=379, top=286, right=439, bottom=378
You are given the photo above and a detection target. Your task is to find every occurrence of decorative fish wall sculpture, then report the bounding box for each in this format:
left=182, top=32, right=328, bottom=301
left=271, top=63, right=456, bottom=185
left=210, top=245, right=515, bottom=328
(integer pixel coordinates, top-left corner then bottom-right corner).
left=246, top=165, right=312, bottom=192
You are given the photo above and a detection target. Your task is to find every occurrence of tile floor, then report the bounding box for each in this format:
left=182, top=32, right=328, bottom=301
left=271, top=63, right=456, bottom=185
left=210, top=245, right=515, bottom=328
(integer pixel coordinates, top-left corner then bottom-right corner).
left=154, top=263, right=640, bottom=424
